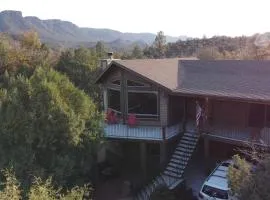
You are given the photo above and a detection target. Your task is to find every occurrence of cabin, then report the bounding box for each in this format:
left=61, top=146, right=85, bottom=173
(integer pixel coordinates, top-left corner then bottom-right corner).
left=96, top=58, right=270, bottom=198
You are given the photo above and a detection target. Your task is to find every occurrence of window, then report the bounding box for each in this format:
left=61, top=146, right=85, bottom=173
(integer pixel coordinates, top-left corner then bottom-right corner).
left=112, top=80, right=121, bottom=86
left=127, top=80, right=145, bottom=87
left=127, top=92, right=158, bottom=119
left=107, top=89, right=121, bottom=113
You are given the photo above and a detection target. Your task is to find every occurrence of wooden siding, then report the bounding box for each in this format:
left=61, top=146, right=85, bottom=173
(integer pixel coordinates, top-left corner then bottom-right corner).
left=212, top=100, right=248, bottom=127
left=186, top=98, right=196, bottom=121
left=160, top=90, right=168, bottom=126
left=103, top=66, right=122, bottom=85
left=168, top=95, right=184, bottom=126
left=104, top=123, right=182, bottom=141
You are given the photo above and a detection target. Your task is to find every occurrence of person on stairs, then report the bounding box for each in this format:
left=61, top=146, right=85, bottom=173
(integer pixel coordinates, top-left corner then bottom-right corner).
left=196, top=100, right=205, bottom=135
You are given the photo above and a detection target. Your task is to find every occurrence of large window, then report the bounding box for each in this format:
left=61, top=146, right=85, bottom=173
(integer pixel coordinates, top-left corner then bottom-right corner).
left=127, top=91, right=158, bottom=119
left=107, top=89, right=121, bottom=113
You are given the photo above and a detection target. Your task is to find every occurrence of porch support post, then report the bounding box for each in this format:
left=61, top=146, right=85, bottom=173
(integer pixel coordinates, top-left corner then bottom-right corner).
left=140, top=142, right=147, bottom=176
left=183, top=97, right=187, bottom=131
left=160, top=141, right=167, bottom=168
left=204, top=138, right=210, bottom=158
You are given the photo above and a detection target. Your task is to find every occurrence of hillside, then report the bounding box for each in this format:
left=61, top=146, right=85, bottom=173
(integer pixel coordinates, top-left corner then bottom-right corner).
left=0, top=10, right=185, bottom=48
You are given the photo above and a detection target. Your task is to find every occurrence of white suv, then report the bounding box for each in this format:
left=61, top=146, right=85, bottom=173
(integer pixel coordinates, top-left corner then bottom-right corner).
left=198, top=160, right=237, bottom=200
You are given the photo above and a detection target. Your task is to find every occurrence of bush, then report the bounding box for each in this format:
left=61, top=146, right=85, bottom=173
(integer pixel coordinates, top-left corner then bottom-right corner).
left=0, top=168, right=92, bottom=200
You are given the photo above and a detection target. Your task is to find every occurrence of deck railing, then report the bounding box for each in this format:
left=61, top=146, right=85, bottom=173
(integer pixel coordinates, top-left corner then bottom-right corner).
left=206, top=125, right=270, bottom=146
left=184, top=120, right=270, bottom=146
left=103, top=123, right=182, bottom=141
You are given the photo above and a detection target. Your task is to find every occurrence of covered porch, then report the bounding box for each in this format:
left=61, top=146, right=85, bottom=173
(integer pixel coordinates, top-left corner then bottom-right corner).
left=184, top=97, right=270, bottom=147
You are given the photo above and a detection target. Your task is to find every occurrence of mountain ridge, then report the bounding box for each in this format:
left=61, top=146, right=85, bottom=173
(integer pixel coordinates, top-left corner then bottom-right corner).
left=0, top=10, right=187, bottom=48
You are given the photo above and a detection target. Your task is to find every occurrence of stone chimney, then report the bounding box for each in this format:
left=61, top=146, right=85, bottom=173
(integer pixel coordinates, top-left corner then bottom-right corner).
left=108, top=52, right=113, bottom=60
left=100, top=52, right=119, bottom=70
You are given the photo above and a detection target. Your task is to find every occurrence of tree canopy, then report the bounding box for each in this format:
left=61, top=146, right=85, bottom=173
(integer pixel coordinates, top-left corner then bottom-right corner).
left=0, top=67, right=102, bottom=186
left=228, top=154, right=270, bottom=200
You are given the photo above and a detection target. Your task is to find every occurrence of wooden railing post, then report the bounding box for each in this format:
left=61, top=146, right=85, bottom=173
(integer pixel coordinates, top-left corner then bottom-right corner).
left=162, top=127, right=166, bottom=140
left=183, top=97, right=187, bottom=132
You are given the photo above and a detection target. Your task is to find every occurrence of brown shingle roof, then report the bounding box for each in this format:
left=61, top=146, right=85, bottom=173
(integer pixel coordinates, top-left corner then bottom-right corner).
left=176, top=60, right=270, bottom=102
left=96, top=59, right=270, bottom=102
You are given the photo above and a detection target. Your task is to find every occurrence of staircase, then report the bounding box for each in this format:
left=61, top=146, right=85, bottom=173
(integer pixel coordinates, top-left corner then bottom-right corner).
left=136, top=132, right=200, bottom=200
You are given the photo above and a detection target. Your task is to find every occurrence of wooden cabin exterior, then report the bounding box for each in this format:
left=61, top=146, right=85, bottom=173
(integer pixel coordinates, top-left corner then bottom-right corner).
left=96, top=59, right=270, bottom=170
left=96, top=58, right=270, bottom=197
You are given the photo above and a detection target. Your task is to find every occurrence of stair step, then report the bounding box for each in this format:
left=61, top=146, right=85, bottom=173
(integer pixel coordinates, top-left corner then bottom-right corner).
left=184, top=132, right=200, bottom=138
left=164, top=170, right=182, bottom=178
left=178, top=143, right=196, bottom=149
left=168, top=178, right=184, bottom=190
left=134, top=132, right=199, bottom=200
left=170, top=156, right=189, bottom=162
left=181, top=139, right=197, bottom=145
left=170, top=158, right=188, bottom=165
left=166, top=165, right=185, bottom=173
left=167, top=162, right=186, bottom=169
left=181, top=137, right=198, bottom=144
left=167, top=164, right=185, bottom=172
left=172, top=151, right=191, bottom=160
left=162, top=174, right=182, bottom=187
left=174, top=151, right=191, bottom=157
left=176, top=147, right=194, bottom=153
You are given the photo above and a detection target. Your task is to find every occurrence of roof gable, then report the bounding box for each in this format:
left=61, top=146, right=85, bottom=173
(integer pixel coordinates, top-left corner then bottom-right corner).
left=96, top=58, right=196, bottom=92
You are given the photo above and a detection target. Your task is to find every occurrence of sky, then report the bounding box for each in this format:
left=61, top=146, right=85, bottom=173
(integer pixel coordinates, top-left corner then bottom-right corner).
left=1, top=0, right=270, bottom=38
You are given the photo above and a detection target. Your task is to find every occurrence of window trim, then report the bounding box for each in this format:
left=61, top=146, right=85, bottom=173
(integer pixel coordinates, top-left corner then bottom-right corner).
left=127, top=79, right=149, bottom=88
left=126, top=90, right=159, bottom=120
left=107, top=87, right=121, bottom=114
left=111, top=79, right=121, bottom=86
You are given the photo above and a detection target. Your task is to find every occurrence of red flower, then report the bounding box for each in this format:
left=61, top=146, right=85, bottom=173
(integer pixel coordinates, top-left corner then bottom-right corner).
left=128, top=114, right=137, bottom=126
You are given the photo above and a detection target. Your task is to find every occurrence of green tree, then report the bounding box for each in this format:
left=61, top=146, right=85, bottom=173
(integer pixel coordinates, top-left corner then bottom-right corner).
left=0, top=67, right=102, bottom=187
left=228, top=154, right=270, bottom=200
left=21, top=31, right=42, bottom=50
left=132, top=45, right=143, bottom=59
left=228, top=155, right=251, bottom=196
left=197, top=47, right=222, bottom=60
left=0, top=32, right=53, bottom=76
left=153, top=31, right=167, bottom=58
left=0, top=169, right=21, bottom=200
left=57, top=48, right=101, bottom=105
left=95, top=41, right=106, bottom=58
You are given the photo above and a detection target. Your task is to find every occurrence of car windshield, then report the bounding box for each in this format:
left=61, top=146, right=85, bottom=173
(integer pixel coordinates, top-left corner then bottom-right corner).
left=202, top=185, right=229, bottom=199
